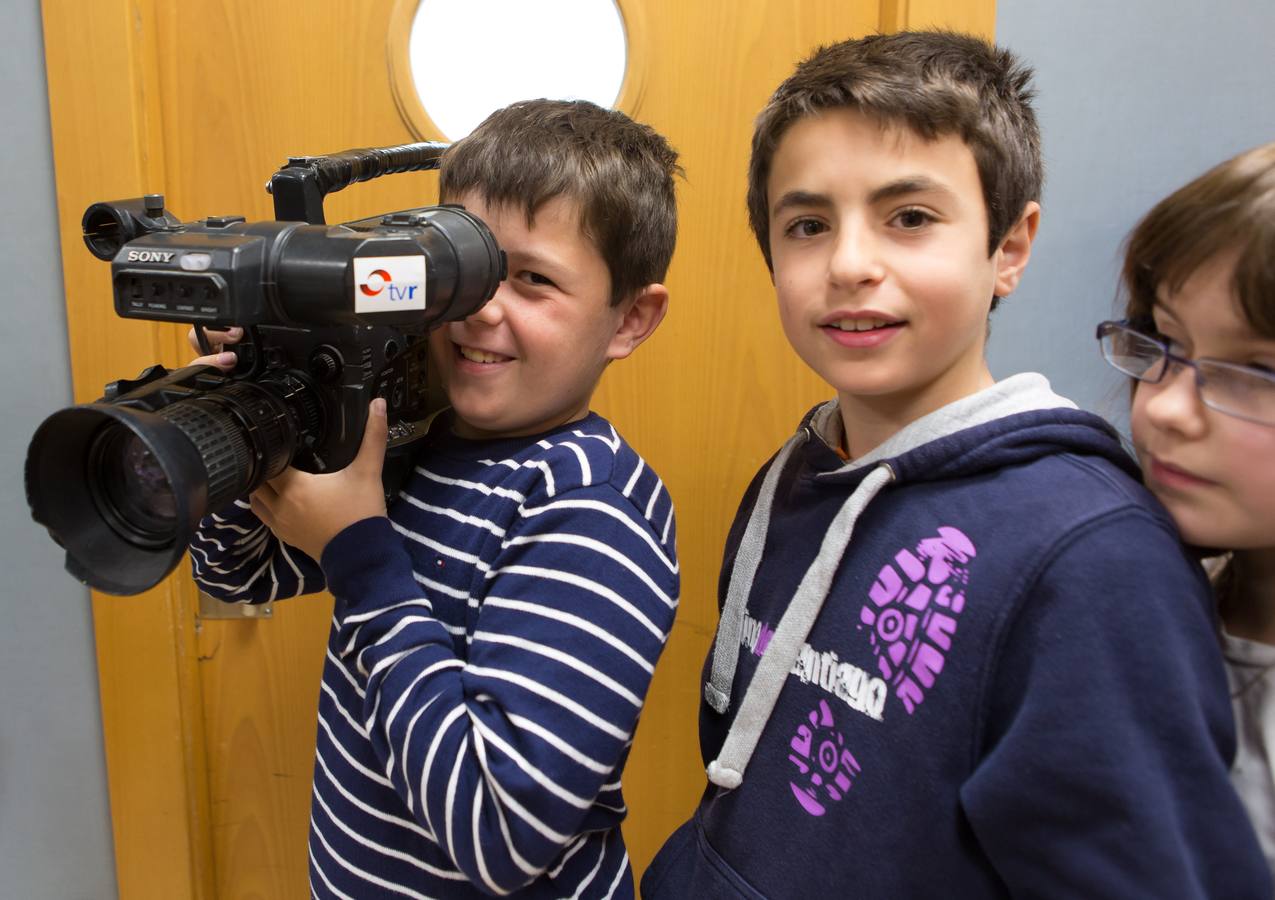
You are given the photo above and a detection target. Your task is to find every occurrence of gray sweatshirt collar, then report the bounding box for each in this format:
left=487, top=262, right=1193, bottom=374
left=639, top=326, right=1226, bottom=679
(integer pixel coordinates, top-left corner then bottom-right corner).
left=809, top=372, right=1077, bottom=473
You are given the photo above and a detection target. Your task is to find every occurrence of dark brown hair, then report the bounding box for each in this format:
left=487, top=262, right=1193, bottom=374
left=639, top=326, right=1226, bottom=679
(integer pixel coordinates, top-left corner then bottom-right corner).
left=1122, top=141, right=1275, bottom=338
left=440, top=99, right=681, bottom=306
left=747, top=30, right=1042, bottom=270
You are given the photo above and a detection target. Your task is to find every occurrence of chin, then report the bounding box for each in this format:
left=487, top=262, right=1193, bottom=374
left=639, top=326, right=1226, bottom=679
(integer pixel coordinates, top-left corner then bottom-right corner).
left=449, top=403, right=507, bottom=433
left=1164, top=509, right=1232, bottom=553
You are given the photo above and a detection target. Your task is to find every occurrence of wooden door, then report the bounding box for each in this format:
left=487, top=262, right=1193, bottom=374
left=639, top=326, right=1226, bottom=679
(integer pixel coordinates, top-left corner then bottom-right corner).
left=40, top=1, right=994, bottom=895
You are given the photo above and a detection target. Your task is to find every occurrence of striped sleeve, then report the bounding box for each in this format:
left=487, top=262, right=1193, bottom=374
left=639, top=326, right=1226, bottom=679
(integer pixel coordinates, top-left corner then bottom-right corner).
left=189, top=498, right=325, bottom=603
left=324, top=483, right=678, bottom=895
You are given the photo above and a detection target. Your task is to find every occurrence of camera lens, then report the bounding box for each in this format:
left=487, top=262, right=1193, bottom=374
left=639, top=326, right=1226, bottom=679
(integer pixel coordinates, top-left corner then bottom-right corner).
left=25, top=373, right=310, bottom=595
left=88, top=426, right=178, bottom=547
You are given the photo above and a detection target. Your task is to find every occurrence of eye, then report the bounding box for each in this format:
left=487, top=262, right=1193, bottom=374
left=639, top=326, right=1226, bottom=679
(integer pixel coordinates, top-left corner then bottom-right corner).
left=1237, top=357, right=1275, bottom=376
left=519, top=270, right=558, bottom=289
left=784, top=217, right=827, bottom=239
left=1153, top=329, right=1189, bottom=356
left=1147, top=317, right=1187, bottom=352
left=1243, top=343, right=1275, bottom=374
left=890, top=207, right=934, bottom=230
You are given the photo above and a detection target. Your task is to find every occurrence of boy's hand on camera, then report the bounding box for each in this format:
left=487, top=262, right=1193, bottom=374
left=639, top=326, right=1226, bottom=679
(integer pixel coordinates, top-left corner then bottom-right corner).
left=186, top=325, right=242, bottom=370
left=249, top=399, right=389, bottom=562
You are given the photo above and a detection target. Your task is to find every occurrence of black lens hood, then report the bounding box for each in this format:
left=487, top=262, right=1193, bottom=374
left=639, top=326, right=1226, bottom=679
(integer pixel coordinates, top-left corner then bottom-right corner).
left=25, top=403, right=209, bottom=595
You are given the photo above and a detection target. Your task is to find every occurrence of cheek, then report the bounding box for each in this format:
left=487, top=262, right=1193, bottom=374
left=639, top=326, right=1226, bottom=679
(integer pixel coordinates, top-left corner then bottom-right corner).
left=774, top=293, right=813, bottom=352
left=1227, top=424, right=1275, bottom=507
left=773, top=263, right=816, bottom=315
left=427, top=330, right=456, bottom=374
left=771, top=277, right=797, bottom=317
left=1129, top=382, right=1154, bottom=443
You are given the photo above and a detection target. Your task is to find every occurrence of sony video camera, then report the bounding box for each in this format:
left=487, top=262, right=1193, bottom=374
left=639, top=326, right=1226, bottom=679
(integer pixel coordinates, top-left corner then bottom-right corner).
left=25, top=143, right=505, bottom=595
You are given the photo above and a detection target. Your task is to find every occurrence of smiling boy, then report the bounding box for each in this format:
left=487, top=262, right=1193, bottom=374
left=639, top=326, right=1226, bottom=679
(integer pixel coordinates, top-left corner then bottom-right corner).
left=767, top=111, right=1012, bottom=449
left=191, top=99, right=681, bottom=898
left=430, top=192, right=644, bottom=440
left=642, top=31, right=1269, bottom=898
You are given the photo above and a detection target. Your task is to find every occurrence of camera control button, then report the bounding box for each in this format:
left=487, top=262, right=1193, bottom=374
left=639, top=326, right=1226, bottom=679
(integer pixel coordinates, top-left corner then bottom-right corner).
left=387, top=421, right=416, bottom=442
left=381, top=212, right=428, bottom=227
left=205, top=216, right=246, bottom=228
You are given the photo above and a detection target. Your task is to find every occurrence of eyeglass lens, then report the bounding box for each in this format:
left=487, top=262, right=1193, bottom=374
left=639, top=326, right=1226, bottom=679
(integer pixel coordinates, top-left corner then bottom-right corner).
left=1100, top=327, right=1167, bottom=381
left=1099, top=322, right=1275, bottom=426
left=1199, top=360, right=1275, bottom=425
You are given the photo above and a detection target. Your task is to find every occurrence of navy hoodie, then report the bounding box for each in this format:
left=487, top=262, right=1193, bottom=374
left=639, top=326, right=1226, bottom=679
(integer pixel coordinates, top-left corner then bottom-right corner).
left=642, top=375, right=1269, bottom=899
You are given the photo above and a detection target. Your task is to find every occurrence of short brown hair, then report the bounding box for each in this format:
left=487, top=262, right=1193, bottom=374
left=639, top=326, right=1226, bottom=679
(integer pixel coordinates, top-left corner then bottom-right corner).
left=1122, top=141, right=1275, bottom=339
left=440, top=99, right=681, bottom=306
left=747, top=30, right=1042, bottom=270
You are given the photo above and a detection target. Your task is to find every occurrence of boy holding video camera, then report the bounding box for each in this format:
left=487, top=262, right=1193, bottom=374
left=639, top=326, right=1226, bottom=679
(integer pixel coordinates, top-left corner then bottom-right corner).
left=192, top=99, right=680, bottom=899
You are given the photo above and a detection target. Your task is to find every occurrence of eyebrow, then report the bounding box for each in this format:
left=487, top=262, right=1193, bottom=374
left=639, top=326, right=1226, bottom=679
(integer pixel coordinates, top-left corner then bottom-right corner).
left=1152, top=300, right=1275, bottom=347
left=771, top=190, right=832, bottom=216
left=1150, top=300, right=1181, bottom=322
left=508, top=247, right=567, bottom=273
left=867, top=177, right=956, bottom=204
left=771, top=177, right=957, bottom=216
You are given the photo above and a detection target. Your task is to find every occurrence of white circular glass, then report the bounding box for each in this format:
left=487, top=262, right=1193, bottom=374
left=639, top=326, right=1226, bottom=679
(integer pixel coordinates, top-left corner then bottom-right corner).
left=409, top=0, right=628, bottom=141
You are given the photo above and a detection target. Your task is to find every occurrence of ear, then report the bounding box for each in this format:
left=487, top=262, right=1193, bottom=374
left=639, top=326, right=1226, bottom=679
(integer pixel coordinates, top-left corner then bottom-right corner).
left=606, top=283, right=669, bottom=361
left=993, top=201, right=1041, bottom=298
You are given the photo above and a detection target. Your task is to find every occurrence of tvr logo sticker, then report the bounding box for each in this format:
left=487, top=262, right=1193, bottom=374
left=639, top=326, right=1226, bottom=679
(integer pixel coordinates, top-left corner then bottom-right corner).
left=354, top=256, right=427, bottom=313
left=358, top=268, right=419, bottom=302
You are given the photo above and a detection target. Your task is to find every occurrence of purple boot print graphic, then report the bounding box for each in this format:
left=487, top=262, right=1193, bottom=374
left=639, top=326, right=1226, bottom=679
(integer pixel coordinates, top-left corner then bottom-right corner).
left=787, top=699, right=861, bottom=816
left=859, top=526, right=976, bottom=714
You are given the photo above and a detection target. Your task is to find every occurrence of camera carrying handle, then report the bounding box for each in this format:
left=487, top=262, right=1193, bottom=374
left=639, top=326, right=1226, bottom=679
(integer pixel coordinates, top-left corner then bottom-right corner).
left=191, top=141, right=449, bottom=357
left=266, top=141, right=449, bottom=225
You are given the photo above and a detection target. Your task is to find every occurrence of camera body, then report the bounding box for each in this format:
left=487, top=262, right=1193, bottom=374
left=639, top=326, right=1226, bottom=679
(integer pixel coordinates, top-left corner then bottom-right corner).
left=26, top=144, right=506, bottom=595
left=98, top=204, right=499, bottom=473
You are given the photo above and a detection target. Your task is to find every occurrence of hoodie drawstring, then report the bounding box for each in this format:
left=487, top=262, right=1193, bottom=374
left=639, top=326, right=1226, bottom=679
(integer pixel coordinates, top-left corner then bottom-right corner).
left=704, top=430, right=807, bottom=715
left=705, top=461, right=894, bottom=790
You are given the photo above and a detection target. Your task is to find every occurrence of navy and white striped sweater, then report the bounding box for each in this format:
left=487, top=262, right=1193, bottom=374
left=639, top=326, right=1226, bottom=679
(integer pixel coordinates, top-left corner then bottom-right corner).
left=190, top=412, right=679, bottom=898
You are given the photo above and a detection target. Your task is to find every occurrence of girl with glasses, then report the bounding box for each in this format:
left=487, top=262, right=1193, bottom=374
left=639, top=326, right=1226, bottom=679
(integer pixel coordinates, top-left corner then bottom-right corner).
left=1098, top=141, right=1275, bottom=873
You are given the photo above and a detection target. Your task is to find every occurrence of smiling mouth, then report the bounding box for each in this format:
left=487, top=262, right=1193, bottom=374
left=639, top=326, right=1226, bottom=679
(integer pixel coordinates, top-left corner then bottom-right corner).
left=458, top=345, right=512, bottom=364
left=826, top=318, right=902, bottom=332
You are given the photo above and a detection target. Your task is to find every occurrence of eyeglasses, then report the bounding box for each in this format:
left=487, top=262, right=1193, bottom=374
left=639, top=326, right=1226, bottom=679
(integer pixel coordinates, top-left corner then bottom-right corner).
left=1097, top=320, right=1275, bottom=427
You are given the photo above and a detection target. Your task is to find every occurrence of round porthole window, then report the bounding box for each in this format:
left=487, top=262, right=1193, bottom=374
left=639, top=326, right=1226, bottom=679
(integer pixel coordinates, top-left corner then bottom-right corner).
left=404, top=0, right=630, bottom=140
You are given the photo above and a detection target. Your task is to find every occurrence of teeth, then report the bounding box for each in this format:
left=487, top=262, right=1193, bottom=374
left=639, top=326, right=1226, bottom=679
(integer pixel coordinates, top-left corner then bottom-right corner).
left=459, top=346, right=507, bottom=364
left=833, top=318, right=892, bottom=332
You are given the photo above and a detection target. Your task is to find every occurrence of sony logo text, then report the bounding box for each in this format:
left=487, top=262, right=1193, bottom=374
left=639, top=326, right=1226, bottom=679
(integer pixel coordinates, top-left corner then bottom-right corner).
left=126, top=250, right=175, bottom=263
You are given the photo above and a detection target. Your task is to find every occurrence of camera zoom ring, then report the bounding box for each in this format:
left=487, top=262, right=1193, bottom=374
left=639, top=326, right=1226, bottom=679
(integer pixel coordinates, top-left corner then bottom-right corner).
left=158, top=401, right=254, bottom=514
left=214, top=382, right=297, bottom=480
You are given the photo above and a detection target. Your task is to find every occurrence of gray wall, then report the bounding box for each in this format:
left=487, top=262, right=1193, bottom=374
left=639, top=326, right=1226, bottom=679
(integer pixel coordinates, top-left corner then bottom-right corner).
left=0, top=1, right=117, bottom=897
left=992, top=0, right=1275, bottom=430
left=2, top=1, right=1272, bottom=896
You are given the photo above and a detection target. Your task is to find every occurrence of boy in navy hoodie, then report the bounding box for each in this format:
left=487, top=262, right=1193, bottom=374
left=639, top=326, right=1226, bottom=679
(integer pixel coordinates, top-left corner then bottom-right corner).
left=641, top=31, right=1269, bottom=898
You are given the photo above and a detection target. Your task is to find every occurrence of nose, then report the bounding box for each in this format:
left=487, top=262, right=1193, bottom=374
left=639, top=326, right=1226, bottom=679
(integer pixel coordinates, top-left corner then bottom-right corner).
left=465, top=282, right=509, bottom=326
left=827, top=219, right=885, bottom=289
left=1139, top=359, right=1208, bottom=439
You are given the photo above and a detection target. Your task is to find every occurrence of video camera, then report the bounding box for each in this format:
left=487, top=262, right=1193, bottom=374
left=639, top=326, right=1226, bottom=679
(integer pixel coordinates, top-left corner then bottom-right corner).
left=25, top=143, right=505, bottom=596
